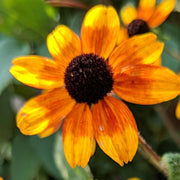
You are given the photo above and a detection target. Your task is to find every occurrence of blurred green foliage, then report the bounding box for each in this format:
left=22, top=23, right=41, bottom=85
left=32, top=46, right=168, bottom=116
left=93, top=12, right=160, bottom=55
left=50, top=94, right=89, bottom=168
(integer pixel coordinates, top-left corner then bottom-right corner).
left=162, top=153, right=180, bottom=180
left=0, top=35, right=30, bottom=94
left=0, top=0, right=58, bottom=43
left=0, top=0, right=180, bottom=180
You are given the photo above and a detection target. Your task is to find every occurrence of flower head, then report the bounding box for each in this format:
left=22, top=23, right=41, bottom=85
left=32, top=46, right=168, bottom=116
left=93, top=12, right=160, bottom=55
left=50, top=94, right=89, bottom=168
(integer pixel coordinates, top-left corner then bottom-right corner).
left=10, top=5, right=180, bottom=168
left=120, top=0, right=176, bottom=38
left=175, top=74, right=180, bottom=119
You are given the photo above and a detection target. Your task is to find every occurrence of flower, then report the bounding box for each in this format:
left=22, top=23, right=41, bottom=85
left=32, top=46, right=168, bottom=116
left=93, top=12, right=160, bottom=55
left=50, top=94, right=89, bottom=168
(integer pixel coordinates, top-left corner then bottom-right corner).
left=10, top=5, right=180, bottom=168
left=175, top=74, right=180, bottom=119
left=120, top=0, right=176, bottom=39
left=176, top=100, right=180, bottom=119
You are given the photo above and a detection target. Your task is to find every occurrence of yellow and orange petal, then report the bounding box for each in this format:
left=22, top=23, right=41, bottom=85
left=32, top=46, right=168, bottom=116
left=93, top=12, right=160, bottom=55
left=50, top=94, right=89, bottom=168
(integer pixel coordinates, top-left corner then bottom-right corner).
left=120, top=4, right=137, bottom=26
left=117, top=27, right=129, bottom=45
left=17, top=88, right=75, bottom=136
left=109, top=33, right=163, bottom=73
left=137, top=0, right=156, bottom=21
left=121, top=0, right=176, bottom=30
left=175, top=73, right=180, bottom=119
left=127, top=178, right=140, bottom=180
left=153, top=57, right=162, bottom=66
left=47, top=25, right=81, bottom=67
left=10, top=56, right=65, bottom=90
left=81, top=5, right=120, bottom=60
left=148, top=0, right=176, bottom=28
left=175, top=99, right=180, bottom=120
left=92, top=96, right=138, bottom=166
left=63, top=103, right=94, bottom=168
left=113, top=64, right=180, bottom=105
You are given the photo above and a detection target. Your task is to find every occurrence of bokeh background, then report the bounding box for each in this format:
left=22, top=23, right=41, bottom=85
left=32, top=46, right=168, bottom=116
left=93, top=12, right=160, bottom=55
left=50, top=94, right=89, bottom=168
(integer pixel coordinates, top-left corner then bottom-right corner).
left=0, top=0, right=180, bottom=179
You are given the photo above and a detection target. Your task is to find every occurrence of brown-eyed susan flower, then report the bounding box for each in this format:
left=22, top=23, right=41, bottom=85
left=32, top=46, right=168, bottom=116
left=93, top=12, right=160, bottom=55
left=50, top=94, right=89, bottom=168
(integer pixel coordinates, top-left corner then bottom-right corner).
left=120, top=0, right=176, bottom=38
left=176, top=99, right=180, bottom=119
left=175, top=74, right=180, bottom=119
left=10, top=5, right=180, bottom=168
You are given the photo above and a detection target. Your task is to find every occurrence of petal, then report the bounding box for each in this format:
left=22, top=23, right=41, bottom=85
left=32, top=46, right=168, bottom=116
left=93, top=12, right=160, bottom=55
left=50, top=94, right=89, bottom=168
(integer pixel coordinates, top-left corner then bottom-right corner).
left=92, top=96, right=138, bottom=166
left=175, top=75, right=180, bottom=119
left=63, top=103, right=94, bottom=168
left=117, top=27, right=129, bottom=45
left=39, top=125, right=60, bottom=138
left=153, top=57, right=162, bottom=65
left=120, top=4, right=137, bottom=26
left=137, top=0, right=156, bottom=21
left=17, top=88, right=75, bottom=136
left=113, top=64, right=180, bottom=105
left=148, top=0, right=176, bottom=28
left=47, top=25, right=81, bottom=66
left=109, top=33, right=164, bottom=73
left=81, top=5, right=120, bottom=60
left=10, top=56, right=64, bottom=89
left=175, top=99, right=180, bottom=120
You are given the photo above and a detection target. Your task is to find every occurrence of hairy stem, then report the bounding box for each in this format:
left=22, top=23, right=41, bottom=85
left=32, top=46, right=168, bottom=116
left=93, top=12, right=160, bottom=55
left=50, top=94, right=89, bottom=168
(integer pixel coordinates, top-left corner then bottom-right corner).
left=46, top=0, right=90, bottom=9
left=138, top=134, right=169, bottom=177
left=155, top=104, right=180, bottom=149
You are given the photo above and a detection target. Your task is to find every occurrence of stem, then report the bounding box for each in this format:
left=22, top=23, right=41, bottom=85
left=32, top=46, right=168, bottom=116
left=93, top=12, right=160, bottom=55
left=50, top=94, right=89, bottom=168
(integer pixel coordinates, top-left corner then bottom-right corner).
left=46, top=0, right=90, bottom=10
left=154, top=104, right=180, bottom=149
left=138, top=134, right=169, bottom=177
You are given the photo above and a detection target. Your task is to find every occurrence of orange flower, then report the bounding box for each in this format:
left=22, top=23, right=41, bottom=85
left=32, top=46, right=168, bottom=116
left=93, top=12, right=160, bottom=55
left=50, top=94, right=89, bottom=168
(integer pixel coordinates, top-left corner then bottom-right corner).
left=10, top=5, right=180, bottom=168
left=175, top=74, right=180, bottom=119
left=120, top=0, right=176, bottom=39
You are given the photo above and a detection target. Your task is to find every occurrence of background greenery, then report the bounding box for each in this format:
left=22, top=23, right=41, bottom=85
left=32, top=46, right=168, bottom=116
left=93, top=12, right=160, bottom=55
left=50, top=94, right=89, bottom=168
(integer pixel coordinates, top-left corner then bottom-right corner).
left=0, top=0, right=180, bottom=179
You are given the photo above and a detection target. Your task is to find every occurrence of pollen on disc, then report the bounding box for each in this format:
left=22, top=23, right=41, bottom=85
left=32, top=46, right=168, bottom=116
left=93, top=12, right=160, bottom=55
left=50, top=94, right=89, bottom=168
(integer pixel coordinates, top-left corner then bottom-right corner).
left=64, top=53, right=113, bottom=105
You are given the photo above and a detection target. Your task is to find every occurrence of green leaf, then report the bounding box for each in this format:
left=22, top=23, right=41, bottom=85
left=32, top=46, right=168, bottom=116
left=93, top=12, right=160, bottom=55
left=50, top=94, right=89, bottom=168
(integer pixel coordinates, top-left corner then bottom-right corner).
left=162, top=153, right=180, bottom=180
left=36, top=42, right=52, bottom=58
left=0, top=0, right=58, bottom=43
left=0, top=34, right=30, bottom=94
left=11, top=134, right=42, bottom=180
left=30, top=132, right=93, bottom=180
left=162, top=51, right=180, bottom=73
left=0, top=88, right=15, bottom=146
left=160, top=13, right=180, bottom=72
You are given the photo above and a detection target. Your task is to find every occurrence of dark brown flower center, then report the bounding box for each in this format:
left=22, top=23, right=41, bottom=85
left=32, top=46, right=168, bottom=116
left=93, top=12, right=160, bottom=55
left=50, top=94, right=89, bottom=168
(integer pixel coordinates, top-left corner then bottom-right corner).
left=64, top=53, right=113, bottom=105
left=127, top=19, right=149, bottom=37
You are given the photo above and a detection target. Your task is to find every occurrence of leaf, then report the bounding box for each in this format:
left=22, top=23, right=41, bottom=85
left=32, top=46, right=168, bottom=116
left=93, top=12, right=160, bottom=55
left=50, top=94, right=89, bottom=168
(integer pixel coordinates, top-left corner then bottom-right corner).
left=30, top=132, right=93, bottom=180
left=160, top=12, right=180, bottom=72
left=0, top=0, right=58, bottom=43
left=0, top=88, right=15, bottom=144
left=0, top=34, right=30, bottom=94
left=36, top=42, right=52, bottom=58
left=162, top=51, right=180, bottom=73
left=162, top=153, right=180, bottom=180
left=11, top=134, right=42, bottom=180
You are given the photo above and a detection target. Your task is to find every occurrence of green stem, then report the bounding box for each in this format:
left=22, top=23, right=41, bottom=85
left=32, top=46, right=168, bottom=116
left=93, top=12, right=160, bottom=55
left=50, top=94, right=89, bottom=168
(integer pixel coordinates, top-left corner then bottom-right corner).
left=155, top=104, right=180, bottom=149
left=138, top=134, right=169, bottom=177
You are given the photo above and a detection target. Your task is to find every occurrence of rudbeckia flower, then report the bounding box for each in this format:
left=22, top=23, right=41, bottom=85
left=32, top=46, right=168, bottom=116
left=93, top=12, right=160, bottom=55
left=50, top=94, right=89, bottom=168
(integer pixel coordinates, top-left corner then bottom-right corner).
left=120, top=0, right=176, bottom=38
left=10, top=5, right=180, bottom=168
left=175, top=74, right=180, bottom=119
left=127, top=178, right=140, bottom=180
